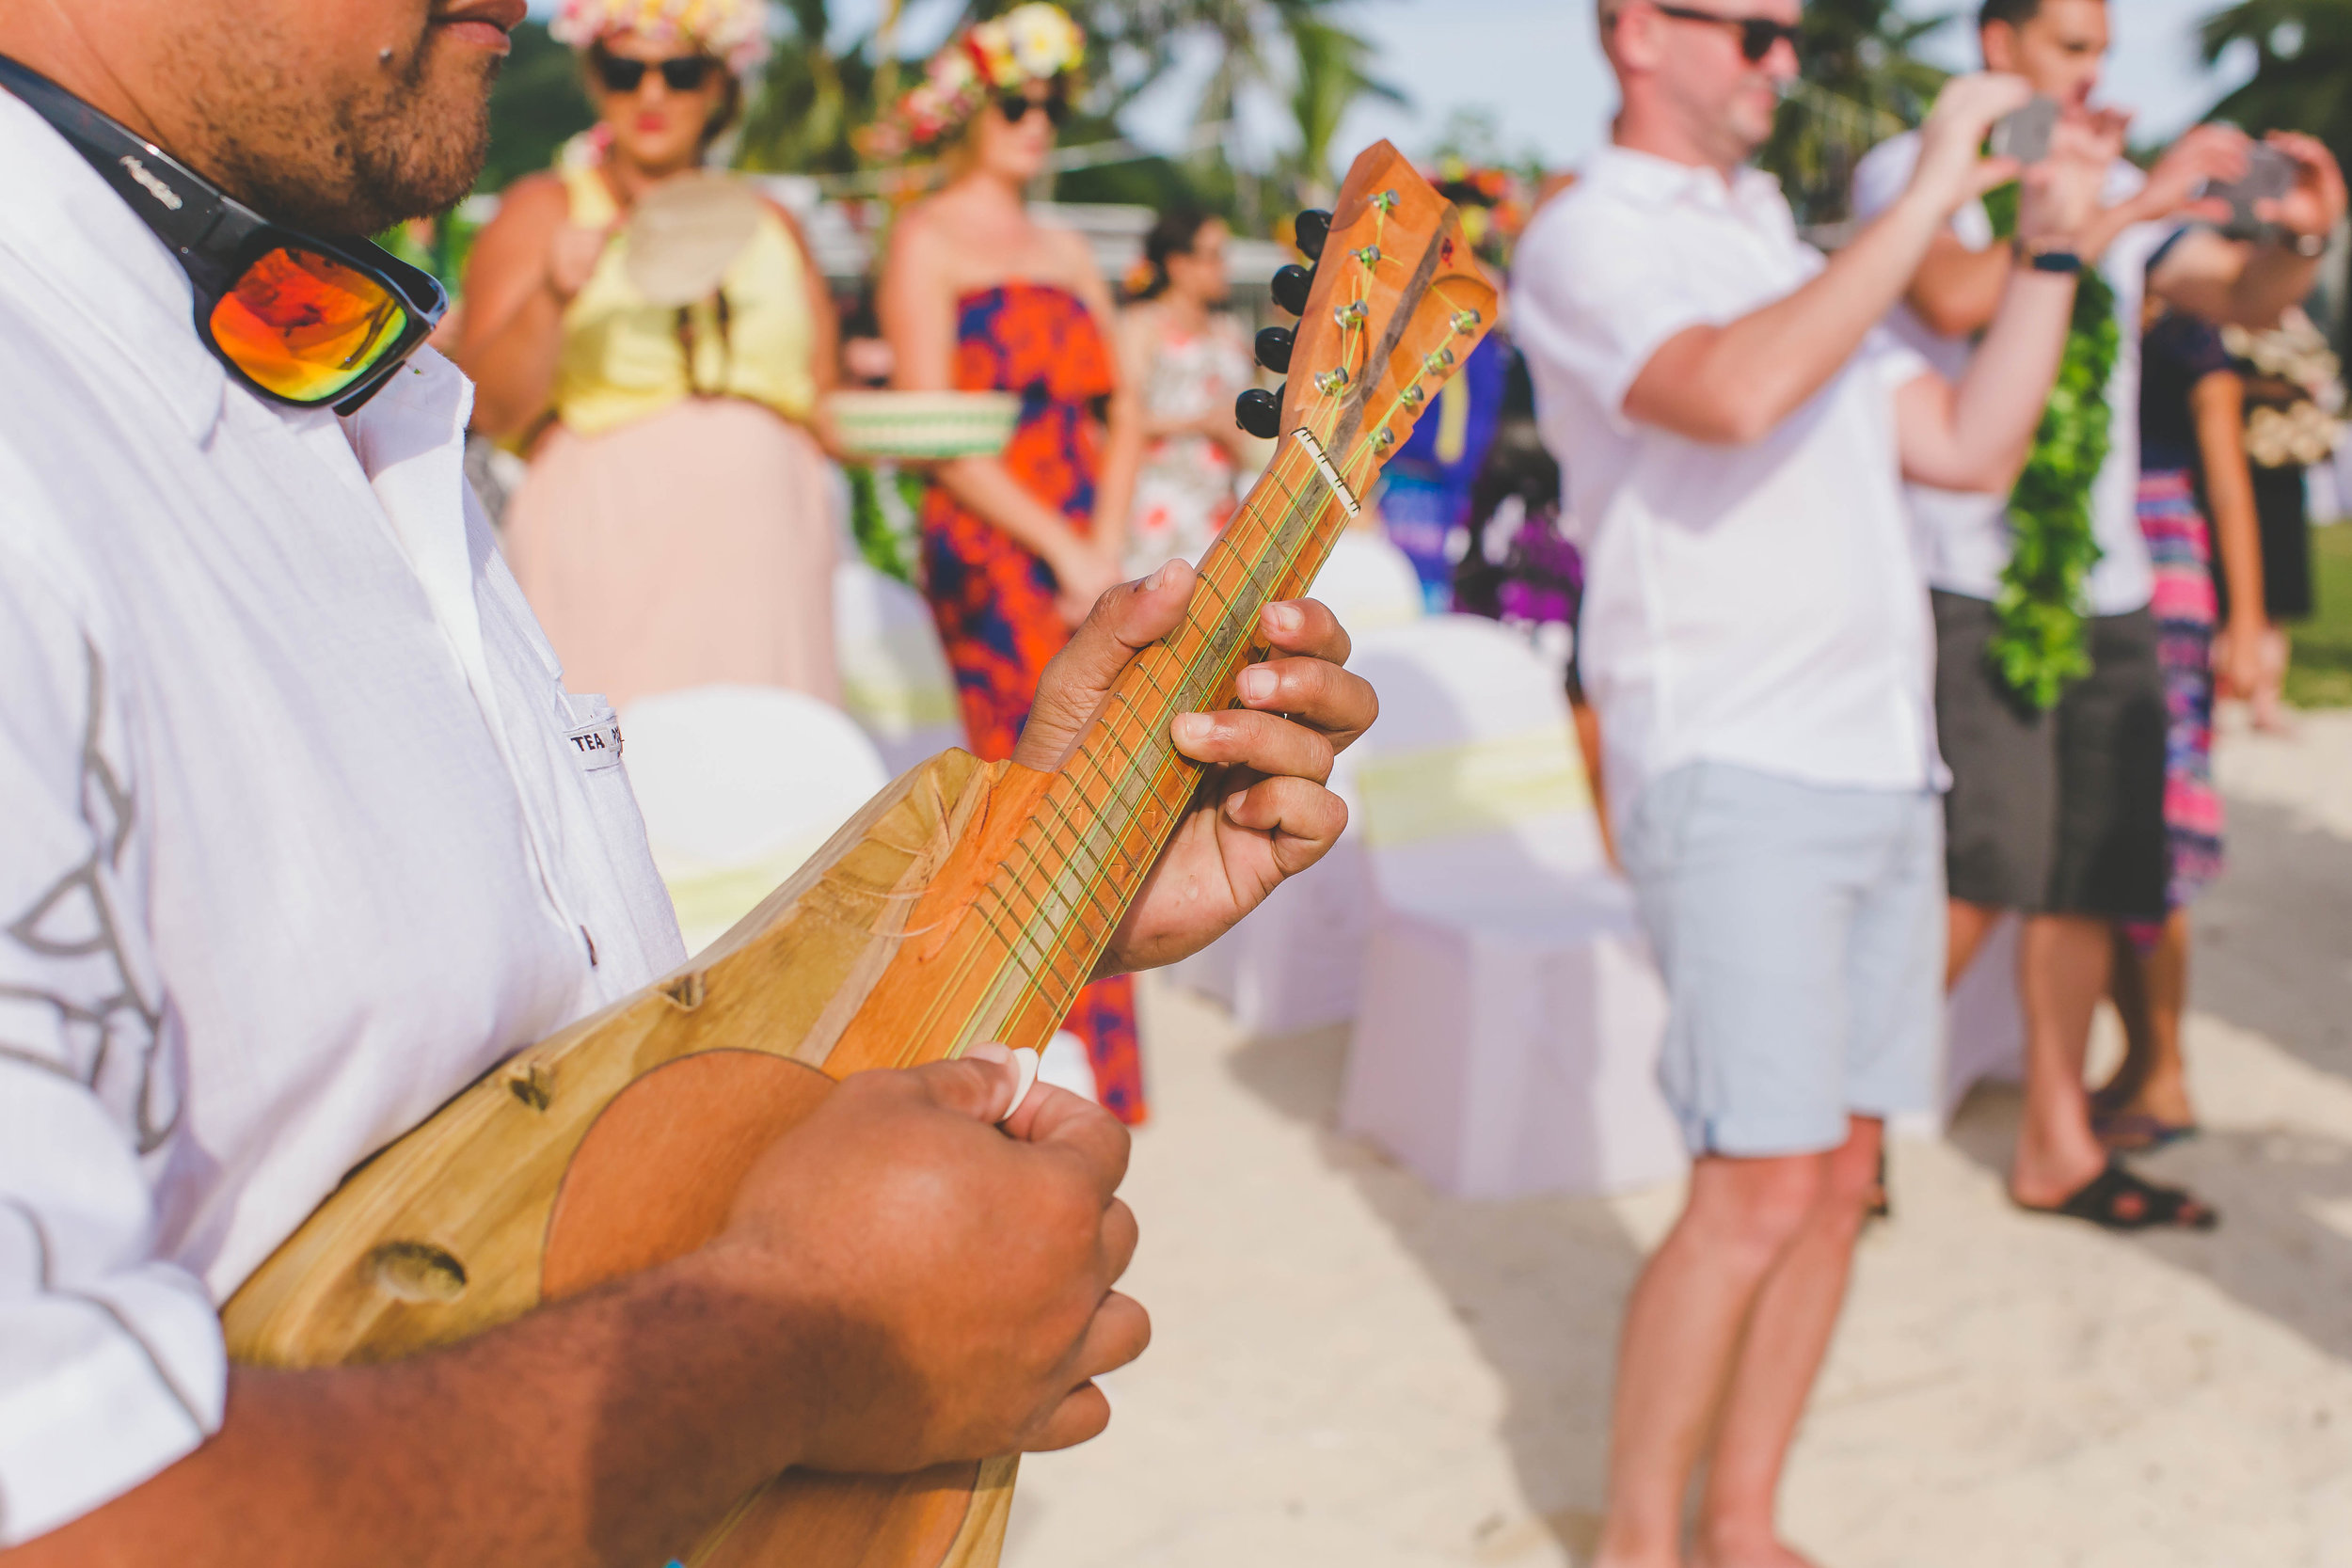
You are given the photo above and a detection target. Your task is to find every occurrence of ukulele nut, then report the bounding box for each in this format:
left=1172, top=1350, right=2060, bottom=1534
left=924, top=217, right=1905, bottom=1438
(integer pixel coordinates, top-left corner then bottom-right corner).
left=364, top=1240, right=469, bottom=1304
left=1400, top=384, right=1425, bottom=406
left=1453, top=309, right=1484, bottom=334
left=1373, top=188, right=1400, bottom=213
left=504, top=1061, right=554, bottom=1112
left=1333, top=300, right=1368, bottom=329
left=1422, top=347, right=1455, bottom=374
left=1372, top=425, right=1396, bottom=450
left=1313, top=367, right=1350, bottom=395
left=660, top=972, right=707, bottom=1011
left=1353, top=245, right=1381, bottom=267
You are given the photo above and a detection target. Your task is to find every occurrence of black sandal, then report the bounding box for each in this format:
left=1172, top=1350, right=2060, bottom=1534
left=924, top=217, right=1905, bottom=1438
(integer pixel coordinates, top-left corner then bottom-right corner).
left=2020, top=1160, right=2218, bottom=1232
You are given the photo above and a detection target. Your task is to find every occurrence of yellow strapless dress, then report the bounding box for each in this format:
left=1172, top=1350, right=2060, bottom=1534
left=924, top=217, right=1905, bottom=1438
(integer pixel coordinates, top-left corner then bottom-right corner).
left=502, top=165, right=839, bottom=711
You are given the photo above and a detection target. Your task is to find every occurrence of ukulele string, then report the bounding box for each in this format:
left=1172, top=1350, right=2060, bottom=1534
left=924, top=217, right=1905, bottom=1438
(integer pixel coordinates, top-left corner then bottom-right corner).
left=883, top=439, right=1337, bottom=1064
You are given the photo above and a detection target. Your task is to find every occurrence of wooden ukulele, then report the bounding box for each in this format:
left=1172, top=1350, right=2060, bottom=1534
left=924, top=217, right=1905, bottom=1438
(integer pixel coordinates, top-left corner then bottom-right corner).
left=221, top=140, right=1494, bottom=1568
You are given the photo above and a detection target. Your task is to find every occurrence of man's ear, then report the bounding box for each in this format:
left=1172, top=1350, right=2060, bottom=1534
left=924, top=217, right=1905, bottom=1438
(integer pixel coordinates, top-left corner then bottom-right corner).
left=1980, top=21, right=2019, bottom=75
left=1612, top=2, right=1665, bottom=72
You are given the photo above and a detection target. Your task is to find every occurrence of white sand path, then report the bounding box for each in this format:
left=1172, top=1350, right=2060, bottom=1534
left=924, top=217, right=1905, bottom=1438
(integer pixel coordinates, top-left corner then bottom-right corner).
left=1005, top=711, right=2352, bottom=1568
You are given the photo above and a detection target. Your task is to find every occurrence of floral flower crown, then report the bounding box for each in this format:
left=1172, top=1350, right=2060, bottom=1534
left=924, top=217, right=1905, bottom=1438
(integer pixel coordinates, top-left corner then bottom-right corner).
left=1429, top=157, right=1531, bottom=269
left=858, top=3, right=1086, bottom=163
left=549, top=0, right=774, bottom=77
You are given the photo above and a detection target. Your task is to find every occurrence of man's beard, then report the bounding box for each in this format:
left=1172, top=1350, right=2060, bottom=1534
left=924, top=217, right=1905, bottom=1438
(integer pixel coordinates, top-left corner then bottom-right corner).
left=185, top=35, right=499, bottom=236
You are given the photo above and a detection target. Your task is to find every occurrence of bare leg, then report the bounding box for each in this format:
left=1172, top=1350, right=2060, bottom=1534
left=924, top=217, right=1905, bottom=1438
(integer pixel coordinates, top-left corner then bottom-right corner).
left=1595, top=1152, right=1830, bottom=1568
left=2099, top=912, right=2196, bottom=1130
left=1693, top=1118, right=1882, bottom=1568
left=1944, top=897, right=2001, bottom=992
left=2010, top=913, right=2116, bottom=1207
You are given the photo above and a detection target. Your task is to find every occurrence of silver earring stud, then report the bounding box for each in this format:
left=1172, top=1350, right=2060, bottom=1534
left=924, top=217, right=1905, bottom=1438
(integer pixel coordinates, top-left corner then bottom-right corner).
left=378, top=47, right=394, bottom=63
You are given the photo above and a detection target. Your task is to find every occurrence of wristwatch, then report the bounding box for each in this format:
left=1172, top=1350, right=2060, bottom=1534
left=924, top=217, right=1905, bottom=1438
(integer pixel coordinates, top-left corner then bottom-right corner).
left=2012, top=239, right=2084, bottom=274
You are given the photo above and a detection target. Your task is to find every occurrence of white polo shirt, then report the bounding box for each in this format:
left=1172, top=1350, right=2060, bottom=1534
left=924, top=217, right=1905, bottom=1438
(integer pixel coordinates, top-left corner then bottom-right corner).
left=1512, top=147, right=1941, bottom=819
left=1851, top=132, right=2180, bottom=615
left=0, top=92, right=685, bottom=1544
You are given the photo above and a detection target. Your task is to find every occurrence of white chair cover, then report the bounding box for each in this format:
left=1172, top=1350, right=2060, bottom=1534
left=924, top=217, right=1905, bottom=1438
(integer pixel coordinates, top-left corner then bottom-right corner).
left=833, top=560, right=965, bottom=774
left=1336, top=616, right=1685, bottom=1198
left=1935, top=913, right=2026, bottom=1130
left=622, top=684, right=892, bottom=954
left=1305, top=529, right=1425, bottom=633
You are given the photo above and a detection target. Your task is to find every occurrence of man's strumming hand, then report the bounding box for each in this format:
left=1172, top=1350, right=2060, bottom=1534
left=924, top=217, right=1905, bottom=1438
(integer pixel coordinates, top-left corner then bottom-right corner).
left=700, top=1048, right=1144, bottom=1473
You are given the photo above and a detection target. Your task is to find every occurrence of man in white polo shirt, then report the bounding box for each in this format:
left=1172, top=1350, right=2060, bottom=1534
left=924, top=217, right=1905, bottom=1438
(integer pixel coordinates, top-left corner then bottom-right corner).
left=1513, top=3, right=2110, bottom=1562
left=1851, top=0, right=2344, bottom=1234
left=0, top=0, right=1375, bottom=1558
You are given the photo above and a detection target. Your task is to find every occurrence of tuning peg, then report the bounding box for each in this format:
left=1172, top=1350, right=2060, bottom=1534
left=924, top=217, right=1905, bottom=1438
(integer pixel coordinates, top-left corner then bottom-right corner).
left=1254, top=325, right=1294, bottom=373
left=1294, top=208, right=1332, bottom=261
left=1271, top=263, right=1313, bottom=316
left=1235, top=386, right=1283, bottom=440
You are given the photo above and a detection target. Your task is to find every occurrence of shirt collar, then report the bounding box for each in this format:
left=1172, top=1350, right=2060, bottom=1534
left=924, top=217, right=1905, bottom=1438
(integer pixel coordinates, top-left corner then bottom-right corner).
left=1585, top=143, right=1787, bottom=219
left=0, top=87, right=230, bottom=442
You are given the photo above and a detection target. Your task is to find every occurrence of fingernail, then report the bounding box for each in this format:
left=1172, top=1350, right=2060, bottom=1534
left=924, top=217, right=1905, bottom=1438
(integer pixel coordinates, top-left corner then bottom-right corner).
left=1237, top=666, right=1276, bottom=704
left=1269, top=603, right=1305, bottom=634
left=966, top=1041, right=1012, bottom=1065
left=1173, top=713, right=1212, bottom=745
left=1223, top=791, right=1249, bottom=820
left=1143, top=562, right=1168, bottom=591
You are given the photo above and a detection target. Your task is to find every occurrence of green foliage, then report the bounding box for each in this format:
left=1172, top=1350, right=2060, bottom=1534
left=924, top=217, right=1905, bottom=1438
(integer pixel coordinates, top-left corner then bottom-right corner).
left=1284, top=16, right=1405, bottom=197
left=2201, top=1, right=2352, bottom=164
left=1983, top=182, right=2119, bottom=709
left=479, top=21, right=596, bottom=195
left=845, top=464, right=928, bottom=583
left=1758, top=0, right=1953, bottom=227
left=725, top=0, right=1391, bottom=222
left=2286, top=518, right=2352, bottom=706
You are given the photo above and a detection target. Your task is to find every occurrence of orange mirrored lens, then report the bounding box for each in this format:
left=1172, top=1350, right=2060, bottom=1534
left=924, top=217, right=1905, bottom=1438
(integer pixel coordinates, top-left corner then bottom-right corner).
left=207, top=246, right=410, bottom=404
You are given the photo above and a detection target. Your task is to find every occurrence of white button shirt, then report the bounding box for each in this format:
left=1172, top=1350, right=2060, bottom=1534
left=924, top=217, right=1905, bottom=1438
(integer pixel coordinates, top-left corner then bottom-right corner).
left=0, top=93, right=685, bottom=1544
left=1851, top=132, right=2178, bottom=616
left=1512, top=148, right=1941, bottom=820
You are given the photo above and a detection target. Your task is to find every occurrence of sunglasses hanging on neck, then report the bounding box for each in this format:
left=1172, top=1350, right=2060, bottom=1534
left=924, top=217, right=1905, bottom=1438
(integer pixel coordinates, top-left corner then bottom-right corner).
left=1649, top=4, right=1802, bottom=64
left=0, top=51, right=444, bottom=413
left=595, top=52, right=721, bottom=94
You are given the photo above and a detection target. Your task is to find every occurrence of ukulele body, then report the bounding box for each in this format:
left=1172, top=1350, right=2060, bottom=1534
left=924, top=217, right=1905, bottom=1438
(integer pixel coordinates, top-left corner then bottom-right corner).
left=223, top=746, right=1057, bottom=1568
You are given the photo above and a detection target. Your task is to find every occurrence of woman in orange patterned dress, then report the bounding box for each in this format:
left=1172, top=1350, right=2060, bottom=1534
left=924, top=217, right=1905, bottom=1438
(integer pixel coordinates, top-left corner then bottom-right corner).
left=877, top=8, right=1148, bottom=1121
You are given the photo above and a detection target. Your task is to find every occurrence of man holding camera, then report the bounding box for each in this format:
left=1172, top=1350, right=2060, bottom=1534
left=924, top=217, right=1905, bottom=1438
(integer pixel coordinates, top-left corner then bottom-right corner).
left=1851, top=0, right=2344, bottom=1232
left=1514, top=1, right=2122, bottom=1560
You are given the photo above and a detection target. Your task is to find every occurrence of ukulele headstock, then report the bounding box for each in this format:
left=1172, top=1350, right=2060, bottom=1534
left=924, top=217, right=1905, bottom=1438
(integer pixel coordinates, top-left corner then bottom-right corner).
left=1237, top=141, right=1499, bottom=492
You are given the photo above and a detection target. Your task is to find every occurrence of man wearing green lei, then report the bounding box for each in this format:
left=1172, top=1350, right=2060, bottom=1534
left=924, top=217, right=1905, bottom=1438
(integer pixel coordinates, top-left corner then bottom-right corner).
left=1851, top=0, right=2344, bottom=1231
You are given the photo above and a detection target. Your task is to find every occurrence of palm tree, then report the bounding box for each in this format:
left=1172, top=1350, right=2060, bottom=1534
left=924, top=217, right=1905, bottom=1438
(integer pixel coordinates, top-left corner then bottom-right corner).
left=2201, top=2, right=2352, bottom=166
left=1759, top=0, right=1955, bottom=228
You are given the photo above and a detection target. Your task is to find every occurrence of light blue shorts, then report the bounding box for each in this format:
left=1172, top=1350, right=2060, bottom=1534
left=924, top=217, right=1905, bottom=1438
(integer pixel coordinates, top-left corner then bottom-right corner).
left=1619, top=762, right=1944, bottom=1159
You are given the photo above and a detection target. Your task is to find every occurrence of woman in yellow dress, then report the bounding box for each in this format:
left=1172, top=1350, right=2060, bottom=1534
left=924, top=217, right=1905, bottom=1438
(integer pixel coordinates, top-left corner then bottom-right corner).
left=459, top=0, right=843, bottom=710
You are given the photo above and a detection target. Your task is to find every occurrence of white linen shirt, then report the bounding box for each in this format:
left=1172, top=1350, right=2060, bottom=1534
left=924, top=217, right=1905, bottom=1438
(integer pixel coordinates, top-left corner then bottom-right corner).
left=1512, top=147, right=1941, bottom=820
left=1851, top=132, right=2180, bottom=615
left=0, top=92, right=685, bottom=1544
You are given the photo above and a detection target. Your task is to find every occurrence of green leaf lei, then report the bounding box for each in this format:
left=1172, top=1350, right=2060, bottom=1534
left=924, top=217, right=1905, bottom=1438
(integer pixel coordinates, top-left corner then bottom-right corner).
left=1981, top=182, right=2119, bottom=710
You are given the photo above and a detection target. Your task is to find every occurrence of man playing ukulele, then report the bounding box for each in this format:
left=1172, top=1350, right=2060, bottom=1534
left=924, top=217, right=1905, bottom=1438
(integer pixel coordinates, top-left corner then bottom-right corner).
left=0, top=2, right=1376, bottom=1560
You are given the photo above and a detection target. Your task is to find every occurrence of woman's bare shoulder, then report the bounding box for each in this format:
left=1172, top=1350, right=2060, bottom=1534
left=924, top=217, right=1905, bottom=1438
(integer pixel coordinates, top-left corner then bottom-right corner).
left=478, top=171, right=572, bottom=241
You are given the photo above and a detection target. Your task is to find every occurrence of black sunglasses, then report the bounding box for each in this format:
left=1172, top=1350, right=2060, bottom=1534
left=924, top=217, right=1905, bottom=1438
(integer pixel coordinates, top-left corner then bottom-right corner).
left=596, top=53, right=721, bottom=94
left=997, top=88, right=1072, bottom=128
left=1650, top=4, right=1802, bottom=64
left=0, top=53, right=445, bottom=414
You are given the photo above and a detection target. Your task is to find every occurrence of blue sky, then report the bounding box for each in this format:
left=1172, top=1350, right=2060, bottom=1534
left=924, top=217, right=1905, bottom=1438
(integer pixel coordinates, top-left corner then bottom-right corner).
left=532, top=0, right=2261, bottom=172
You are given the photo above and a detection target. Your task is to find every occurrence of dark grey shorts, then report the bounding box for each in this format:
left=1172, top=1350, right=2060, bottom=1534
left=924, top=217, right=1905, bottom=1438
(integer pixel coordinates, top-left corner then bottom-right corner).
left=1932, top=591, right=2169, bottom=922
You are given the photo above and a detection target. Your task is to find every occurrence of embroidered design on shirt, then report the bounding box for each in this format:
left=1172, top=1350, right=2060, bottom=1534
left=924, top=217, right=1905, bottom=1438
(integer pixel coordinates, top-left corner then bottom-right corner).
left=0, top=641, right=173, bottom=1152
